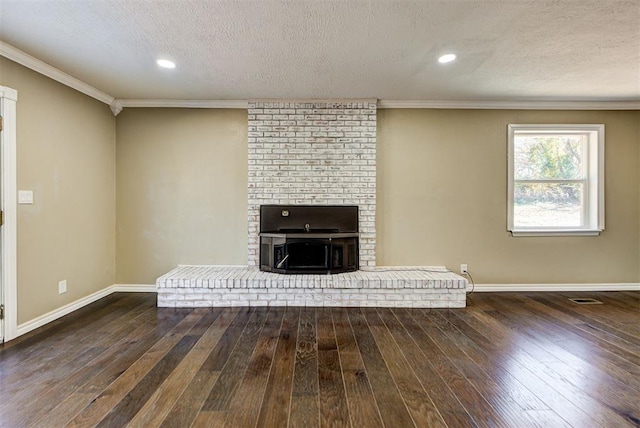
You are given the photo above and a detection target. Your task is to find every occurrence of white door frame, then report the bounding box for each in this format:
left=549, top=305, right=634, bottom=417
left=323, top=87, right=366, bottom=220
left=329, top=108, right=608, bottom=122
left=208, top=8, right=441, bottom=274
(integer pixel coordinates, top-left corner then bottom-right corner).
left=0, top=86, right=18, bottom=342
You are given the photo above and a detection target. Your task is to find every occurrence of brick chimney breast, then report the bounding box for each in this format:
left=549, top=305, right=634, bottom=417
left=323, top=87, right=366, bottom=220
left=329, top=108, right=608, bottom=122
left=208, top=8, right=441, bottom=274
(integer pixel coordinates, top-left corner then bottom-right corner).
left=247, top=100, right=377, bottom=268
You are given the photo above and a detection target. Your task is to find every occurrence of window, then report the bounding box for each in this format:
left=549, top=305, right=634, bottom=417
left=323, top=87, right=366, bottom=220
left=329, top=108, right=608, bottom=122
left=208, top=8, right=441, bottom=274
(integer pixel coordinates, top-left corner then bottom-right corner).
left=507, top=124, right=604, bottom=236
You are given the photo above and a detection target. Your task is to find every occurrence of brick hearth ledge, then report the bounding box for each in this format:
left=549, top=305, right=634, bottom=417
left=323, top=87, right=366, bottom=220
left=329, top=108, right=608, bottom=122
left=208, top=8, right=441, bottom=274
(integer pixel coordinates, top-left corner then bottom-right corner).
left=157, top=265, right=467, bottom=308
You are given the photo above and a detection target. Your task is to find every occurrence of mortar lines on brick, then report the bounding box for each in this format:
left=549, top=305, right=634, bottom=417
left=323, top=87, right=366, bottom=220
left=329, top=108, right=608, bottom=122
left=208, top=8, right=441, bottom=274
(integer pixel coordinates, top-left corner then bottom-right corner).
left=247, top=100, right=377, bottom=267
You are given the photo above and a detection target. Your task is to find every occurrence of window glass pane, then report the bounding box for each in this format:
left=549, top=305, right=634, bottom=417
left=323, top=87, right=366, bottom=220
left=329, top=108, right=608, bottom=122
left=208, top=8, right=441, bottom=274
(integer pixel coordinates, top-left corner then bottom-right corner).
left=514, top=182, right=583, bottom=227
left=514, top=134, right=584, bottom=180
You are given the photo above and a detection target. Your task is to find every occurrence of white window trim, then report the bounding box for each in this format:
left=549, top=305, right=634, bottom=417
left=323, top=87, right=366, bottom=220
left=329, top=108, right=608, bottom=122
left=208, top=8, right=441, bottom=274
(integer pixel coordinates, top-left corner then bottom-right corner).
left=507, top=124, right=605, bottom=237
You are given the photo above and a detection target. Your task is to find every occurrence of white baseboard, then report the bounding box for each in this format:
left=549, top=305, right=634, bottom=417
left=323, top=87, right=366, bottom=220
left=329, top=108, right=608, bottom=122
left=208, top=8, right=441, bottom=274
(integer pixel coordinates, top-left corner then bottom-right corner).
left=469, top=283, right=640, bottom=292
left=13, top=284, right=156, bottom=340
left=113, top=284, right=157, bottom=292
left=16, top=286, right=115, bottom=338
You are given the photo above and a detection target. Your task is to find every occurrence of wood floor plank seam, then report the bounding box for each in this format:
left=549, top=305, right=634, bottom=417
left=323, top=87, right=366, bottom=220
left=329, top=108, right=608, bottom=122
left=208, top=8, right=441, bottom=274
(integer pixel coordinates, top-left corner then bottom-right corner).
left=316, top=308, right=351, bottom=427
left=222, top=308, right=286, bottom=428
left=289, top=307, right=320, bottom=428
left=383, top=308, right=474, bottom=428
left=0, top=295, right=151, bottom=376
left=201, top=308, right=270, bottom=413
left=331, top=309, right=350, bottom=428
left=93, top=309, right=213, bottom=426
left=244, top=307, right=287, bottom=428
left=330, top=308, right=358, bottom=428
left=401, top=308, right=507, bottom=428
left=65, top=309, right=199, bottom=427
left=445, top=309, right=589, bottom=418
left=96, top=334, right=201, bottom=427
left=0, top=304, right=185, bottom=424
left=28, top=307, right=185, bottom=427
left=126, top=309, right=225, bottom=427
left=1, top=293, right=128, bottom=353
left=527, top=296, right=640, bottom=354
left=255, top=307, right=299, bottom=428
left=285, top=311, right=296, bottom=428
left=551, top=293, right=640, bottom=341
left=19, top=309, right=169, bottom=427
left=159, top=307, right=242, bottom=427
left=509, top=295, right=640, bottom=389
left=448, top=306, right=600, bottom=428
left=362, top=307, right=446, bottom=427
left=391, top=308, right=480, bottom=427
left=334, top=307, right=385, bottom=428
left=427, top=310, right=573, bottom=427
left=347, top=308, right=416, bottom=427
left=416, top=309, right=522, bottom=428
left=479, top=295, right=640, bottom=426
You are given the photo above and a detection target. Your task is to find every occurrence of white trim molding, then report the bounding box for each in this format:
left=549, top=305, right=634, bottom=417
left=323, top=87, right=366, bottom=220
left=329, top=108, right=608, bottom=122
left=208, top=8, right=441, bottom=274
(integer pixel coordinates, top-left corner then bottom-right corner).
left=119, top=99, right=640, bottom=111
left=251, top=98, right=378, bottom=104
left=379, top=100, right=640, bottom=110
left=117, top=99, right=248, bottom=109
left=469, top=283, right=640, bottom=292
left=12, top=284, right=157, bottom=340
left=0, top=86, right=18, bottom=102
left=15, top=286, right=114, bottom=338
left=0, top=41, right=114, bottom=106
left=510, top=230, right=602, bottom=237
left=0, top=86, right=18, bottom=342
left=113, top=284, right=157, bottom=292
left=109, top=99, right=123, bottom=116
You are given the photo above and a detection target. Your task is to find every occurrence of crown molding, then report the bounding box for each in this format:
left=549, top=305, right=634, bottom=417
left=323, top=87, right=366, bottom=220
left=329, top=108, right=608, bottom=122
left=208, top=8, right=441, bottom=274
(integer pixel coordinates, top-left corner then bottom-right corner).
left=118, top=99, right=640, bottom=110
left=109, top=99, right=123, bottom=116
left=0, top=41, right=114, bottom=106
left=378, top=99, right=640, bottom=110
left=250, top=98, right=378, bottom=104
left=117, top=99, right=248, bottom=109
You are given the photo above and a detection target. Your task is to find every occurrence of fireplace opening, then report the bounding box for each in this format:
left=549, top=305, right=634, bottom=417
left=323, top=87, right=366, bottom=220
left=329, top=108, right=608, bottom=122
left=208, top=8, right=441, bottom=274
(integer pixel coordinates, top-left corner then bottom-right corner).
left=259, top=205, right=359, bottom=274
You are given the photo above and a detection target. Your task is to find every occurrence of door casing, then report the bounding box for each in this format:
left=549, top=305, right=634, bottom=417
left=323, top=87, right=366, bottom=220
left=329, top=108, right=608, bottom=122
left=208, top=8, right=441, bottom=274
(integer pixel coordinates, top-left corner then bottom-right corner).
left=0, top=85, right=18, bottom=342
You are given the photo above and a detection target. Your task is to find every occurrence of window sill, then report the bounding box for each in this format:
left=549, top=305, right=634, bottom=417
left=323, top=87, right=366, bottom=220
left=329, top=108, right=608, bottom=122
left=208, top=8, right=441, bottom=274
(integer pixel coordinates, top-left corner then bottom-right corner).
left=509, top=229, right=603, bottom=237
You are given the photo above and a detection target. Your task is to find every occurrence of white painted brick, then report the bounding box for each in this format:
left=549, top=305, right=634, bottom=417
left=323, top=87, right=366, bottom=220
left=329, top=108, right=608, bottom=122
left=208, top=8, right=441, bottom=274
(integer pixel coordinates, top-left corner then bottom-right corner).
left=247, top=100, right=377, bottom=268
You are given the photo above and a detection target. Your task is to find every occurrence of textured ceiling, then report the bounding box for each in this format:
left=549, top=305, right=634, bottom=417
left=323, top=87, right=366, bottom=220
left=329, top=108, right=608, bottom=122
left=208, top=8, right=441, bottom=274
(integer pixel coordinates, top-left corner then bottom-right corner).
left=0, top=0, right=639, bottom=102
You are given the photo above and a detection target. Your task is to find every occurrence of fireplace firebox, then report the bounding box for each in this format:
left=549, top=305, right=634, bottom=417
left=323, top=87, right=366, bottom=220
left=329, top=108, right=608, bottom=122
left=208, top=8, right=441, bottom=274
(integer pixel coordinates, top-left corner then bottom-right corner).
left=259, top=205, right=359, bottom=274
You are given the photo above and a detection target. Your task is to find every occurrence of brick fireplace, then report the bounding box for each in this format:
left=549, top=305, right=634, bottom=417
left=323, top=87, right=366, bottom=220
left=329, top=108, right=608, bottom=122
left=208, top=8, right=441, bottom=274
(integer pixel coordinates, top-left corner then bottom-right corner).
left=156, top=99, right=467, bottom=308
left=247, top=100, right=376, bottom=268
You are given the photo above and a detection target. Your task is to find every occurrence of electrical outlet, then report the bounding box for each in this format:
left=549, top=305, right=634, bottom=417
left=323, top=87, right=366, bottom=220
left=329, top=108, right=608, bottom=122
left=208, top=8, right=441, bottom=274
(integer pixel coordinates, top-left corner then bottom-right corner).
left=58, top=280, right=67, bottom=294
left=460, top=264, right=468, bottom=274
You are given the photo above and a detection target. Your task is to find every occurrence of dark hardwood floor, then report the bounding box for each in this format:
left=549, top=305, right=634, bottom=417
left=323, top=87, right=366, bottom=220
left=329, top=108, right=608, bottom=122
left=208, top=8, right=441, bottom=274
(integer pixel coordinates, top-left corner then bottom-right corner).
left=1, top=291, right=639, bottom=427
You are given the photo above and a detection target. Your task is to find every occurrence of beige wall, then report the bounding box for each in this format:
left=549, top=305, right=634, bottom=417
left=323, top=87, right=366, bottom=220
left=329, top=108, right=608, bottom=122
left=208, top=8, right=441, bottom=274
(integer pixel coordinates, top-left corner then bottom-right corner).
left=116, top=108, right=248, bottom=284
left=377, top=109, right=640, bottom=284
left=0, top=57, right=116, bottom=324
left=117, top=107, right=639, bottom=286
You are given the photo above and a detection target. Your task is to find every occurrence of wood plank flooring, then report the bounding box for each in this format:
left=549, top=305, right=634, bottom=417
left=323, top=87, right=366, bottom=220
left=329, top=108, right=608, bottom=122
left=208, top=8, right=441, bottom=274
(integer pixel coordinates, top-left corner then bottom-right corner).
left=1, top=291, right=639, bottom=427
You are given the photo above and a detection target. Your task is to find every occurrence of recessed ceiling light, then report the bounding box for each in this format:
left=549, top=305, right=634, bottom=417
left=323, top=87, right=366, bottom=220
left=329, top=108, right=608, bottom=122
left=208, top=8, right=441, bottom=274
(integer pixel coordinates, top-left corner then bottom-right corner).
left=157, top=59, right=176, bottom=69
left=438, top=54, right=457, bottom=64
